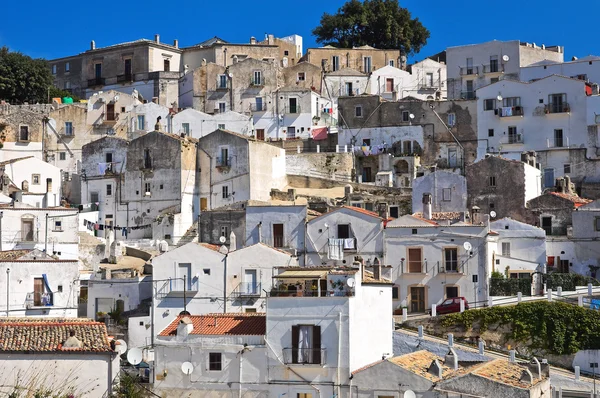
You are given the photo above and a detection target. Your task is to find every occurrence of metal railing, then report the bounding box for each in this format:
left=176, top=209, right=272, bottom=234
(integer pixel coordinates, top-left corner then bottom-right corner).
left=117, top=74, right=133, bottom=83
left=250, top=102, right=267, bottom=112
left=168, top=278, right=199, bottom=293
left=273, top=235, right=284, bottom=248
left=231, top=282, right=262, bottom=297
left=482, top=63, right=504, bottom=73
left=285, top=105, right=301, bottom=114
left=216, top=156, right=233, bottom=168
left=417, top=80, right=441, bottom=89
left=250, top=77, right=266, bottom=86
left=546, top=103, right=570, bottom=114
left=543, top=226, right=568, bottom=236
left=25, top=292, right=53, bottom=308
left=497, top=106, right=524, bottom=117
left=88, top=77, right=105, bottom=86
left=507, top=134, right=524, bottom=144
left=460, top=91, right=476, bottom=100
left=269, top=288, right=355, bottom=298
left=282, top=348, right=326, bottom=365
left=459, top=66, right=479, bottom=76
left=60, top=127, right=75, bottom=137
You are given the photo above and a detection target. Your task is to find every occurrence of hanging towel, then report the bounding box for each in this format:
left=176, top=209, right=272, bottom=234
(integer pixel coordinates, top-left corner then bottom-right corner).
left=94, top=223, right=99, bottom=231
left=122, top=228, right=127, bottom=237
left=83, top=219, right=87, bottom=227
left=98, top=163, right=107, bottom=175
left=343, top=238, right=355, bottom=250
left=328, top=238, right=344, bottom=260
left=501, top=107, right=513, bottom=117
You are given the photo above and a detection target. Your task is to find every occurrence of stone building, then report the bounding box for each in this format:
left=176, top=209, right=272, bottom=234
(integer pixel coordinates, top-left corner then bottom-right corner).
left=302, top=45, right=403, bottom=72
left=282, top=61, right=323, bottom=91
left=0, top=104, right=54, bottom=161
left=412, top=170, right=467, bottom=213
left=466, top=155, right=541, bottom=224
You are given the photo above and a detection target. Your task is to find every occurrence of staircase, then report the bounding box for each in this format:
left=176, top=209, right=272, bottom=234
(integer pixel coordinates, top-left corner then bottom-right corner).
left=176, top=220, right=199, bottom=247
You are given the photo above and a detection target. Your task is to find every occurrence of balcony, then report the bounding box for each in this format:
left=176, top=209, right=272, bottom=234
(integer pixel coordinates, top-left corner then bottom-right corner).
left=459, top=66, right=479, bottom=76
left=507, top=134, right=524, bottom=144
left=157, top=278, right=199, bottom=297
left=25, top=292, right=53, bottom=309
left=418, top=80, right=441, bottom=90
left=60, top=127, right=75, bottom=138
left=231, top=282, right=262, bottom=298
left=102, top=113, right=119, bottom=125
left=543, top=226, right=568, bottom=236
left=285, top=105, right=302, bottom=114
left=88, top=77, right=105, bottom=87
left=216, top=156, right=233, bottom=168
left=545, top=103, right=570, bottom=114
left=460, top=91, right=476, bottom=100
left=250, top=77, right=266, bottom=87
left=482, top=63, right=504, bottom=74
left=497, top=106, right=524, bottom=117
left=250, top=102, right=267, bottom=112
left=117, top=74, right=133, bottom=83
left=282, top=348, right=327, bottom=365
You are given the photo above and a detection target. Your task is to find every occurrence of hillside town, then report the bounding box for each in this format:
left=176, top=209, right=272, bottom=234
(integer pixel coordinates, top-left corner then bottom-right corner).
left=2, top=3, right=600, bottom=397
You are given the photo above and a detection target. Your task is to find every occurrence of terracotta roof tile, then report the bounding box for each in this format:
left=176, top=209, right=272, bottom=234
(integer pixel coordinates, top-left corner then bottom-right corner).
left=0, top=250, right=31, bottom=260
left=341, top=205, right=382, bottom=219
left=159, top=313, right=266, bottom=337
left=549, top=192, right=592, bottom=207
left=0, top=318, right=112, bottom=352
left=388, top=350, right=452, bottom=381
left=471, top=359, right=544, bottom=388
left=199, top=243, right=221, bottom=252
left=413, top=212, right=463, bottom=221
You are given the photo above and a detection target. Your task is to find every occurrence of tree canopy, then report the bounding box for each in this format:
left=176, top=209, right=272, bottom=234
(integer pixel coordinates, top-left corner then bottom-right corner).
left=0, top=46, right=53, bottom=104
left=312, top=0, right=430, bottom=56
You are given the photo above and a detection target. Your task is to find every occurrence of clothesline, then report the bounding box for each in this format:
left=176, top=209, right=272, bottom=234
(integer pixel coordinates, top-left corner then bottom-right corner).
left=352, top=144, right=388, bottom=156
left=83, top=219, right=153, bottom=238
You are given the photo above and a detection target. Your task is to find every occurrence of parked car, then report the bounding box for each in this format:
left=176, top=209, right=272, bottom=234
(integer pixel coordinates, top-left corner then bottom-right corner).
left=432, top=297, right=469, bottom=315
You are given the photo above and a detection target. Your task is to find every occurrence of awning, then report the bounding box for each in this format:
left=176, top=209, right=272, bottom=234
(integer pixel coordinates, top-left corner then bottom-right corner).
left=274, top=270, right=328, bottom=279
left=311, top=127, right=328, bottom=141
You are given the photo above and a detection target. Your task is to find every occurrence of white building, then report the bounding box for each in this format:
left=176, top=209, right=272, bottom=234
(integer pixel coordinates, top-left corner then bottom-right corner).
left=408, top=58, right=447, bottom=100
left=367, top=65, right=412, bottom=100
left=170, top=108, right=253, bottom=138
left=0, top=318, right=118, bottom=398
left=0, top=249, right=79, bottom=317
left=151, top=242, right=296, bottom=341
left=306, top=206, right=385, bottom=266
left=244, top=204, right=306, bottom=254
left=1, top=156, right=62, bottom=207
left=128, top=101, right=170, bottom=134
left=446, top=40, right=564, bottom=100
left=323, top=69, right=368, bottom=121
left=276, top=87, right=332, bottom=140
left=86, top=90, right=141, bottom=136
left=476, top=76, right=597, bottom=186
left=412, top=170, right=467, bottom=214
left=521, top=55, right=600, bottom=85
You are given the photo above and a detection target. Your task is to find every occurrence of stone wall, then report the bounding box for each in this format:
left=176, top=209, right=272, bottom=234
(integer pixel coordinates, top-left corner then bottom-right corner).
left=286, top=153, right=353, bottom=182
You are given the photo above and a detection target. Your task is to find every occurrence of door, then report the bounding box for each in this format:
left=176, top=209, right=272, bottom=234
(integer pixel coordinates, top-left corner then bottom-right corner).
left=287, top=127, right=296, bottom=139
left=244, top=270, right=257, bottom=294
left=256, top=129, right=265, bottom=141
left=106, top=104, right=115, bottom=121
left=408, top=248, right=422, bottom=273
left=446, top=286, right=459, bottom=298
left=200, top=197, right=208, bottom=211
left=345, top=82, right=353, bottom=96
left=95, top=63, right=102, bottom=79
left=542, top=217, right=552, bottom=235
left=448, top=148, right=458, bottom=168
left=124, top=59, right=132, bottom=77
left=255, top=97, right=263, bottom=111
left=289, top=98, right=298, bottom=113
left=465, top=80, right=474, bottom=99
left=410, top=287, right=425, bottom=313
left=386, top=78, right=394, bottom=93
left=544, top=168, right=555, bottom=188
left=34, top=278, right=44, bottom=306
left=389, top=206, right=399, bottom=218
left=22, top=220, right=34, bottom=241
left=362, top=167, right=372, bottom=182
left=273, top=223, right=284, bottom=248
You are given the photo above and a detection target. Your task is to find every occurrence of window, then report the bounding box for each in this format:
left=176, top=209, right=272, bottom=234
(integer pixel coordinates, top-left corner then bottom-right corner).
left=508, top=126, right=518, bottom=144
left=54, top=220, right=62, bottom=231
left=222, top=185, right=229, bottom=199
left=22, top=218, right=34, bottom=241
left=64, top=121, right=73, bottom=136
left=542, top=217, right=552, bottom=235
left=412, top=229, right=417, bottom=235
left=245, top=308, right=257, bottom=313
left=445, top=248, right=458, bottom=272
left=345, top=82, right=353, bottom=96
left=362, top=167, right=372, bottom=182
left=144, top=149, right=152, bottom=169
left=544, top=168, right=555, bottom=188
left=484, top=99, right=495, bottom=111
left=218, top=74, right=227, bottom=89
left=386, top=78, right=394, bottom=92
left=137, top=115, right=145, bottom=130
left=163, top=58, right=170, bottom=72
left=65, top=62, right=70, bottom=72
left=426, top=73, right=434, bottom=87
left=389, top=206, right=399, bottom=218
left=181, top=123, right=190, bottom=135
left=491, top=77, right=499, bottom=84
left=291, top=325, right=321, bottom=364
left=103, top=152, right=113, bottom=164
left=32, top=174, right=40, bottom=185
left=59, top=152, right=66, bottom=161
left=19, top=125, right=29, bottom=141
left=52, top=65, right=57, bottom=74
left=203, top=268, right=211, bottom=275
left=297, top=394, right=313, bottom=398
left=144, top=182, right=151, bottom=195
left=389, top=60, right=394, bottom=67
left=95, top=63, right=102, bottom=78
left=332, top=55, right=340, bottom=72
left=442, top=188, right=451, bottom=201
left=564, top=164, right=571, bottom=174
left=284, top=50, right=289, bottom=56
left=220, top=147, right=229, bottom=166
left=106, top=184, right=112, bottom=196
left=447, top=113, right=456, bottom=126
left=489, top=176, right=496, bottom=187
left=488, top=129, right=494, bottom=137
left=502, top=242, right=511, bottom=257
left=160, top=184, right=163, bottom=190
left=64, top=81, right=71, bottom=90
left=392, top=286, right=399, bottom=299
left=297, top=72, right=305, bottom=81
left=363, top=56, right=372, bottom=73
left=255, top=97, right=264, bottom=112
left=218, top=102, right=226, bottom=113
left=209, top=353, right=222, bottom=371
left=402, top=111, right=410, bottom=122
left=408, top=248, right=422, bottom=273
left=595, top=217, right=600, bottom=231
left=106, top=104, right=116, bottom=121
left=220, top=225, right=229, bottom=238
left=90, top=192, right=99, bottom=203
left=337, top=224, right=350, bottom=239
left=355, top=106, right=363, bottom=117
left=253, top=70, right=262, bottom=85
left=273, top=223, right=284, bottom=248
left=554, top=129, right=564, bottom=147
left=489, top=55, right=499, bottom=72
left=446, top=286, right=459, bottom=298
left=402, top=140, right=412, bottom=154
left=466, top=57, right=473, bottom=74
left=218, top=123, right=225, bottom=130
left=503, top=97, right=521, bottom=107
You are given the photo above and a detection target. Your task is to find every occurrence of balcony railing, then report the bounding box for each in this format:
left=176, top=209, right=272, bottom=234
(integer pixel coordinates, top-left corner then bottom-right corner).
left=231, top=282, right=262, bottom=297
left=285, top=105, right=301, bottom=114
left=269, top=288, right=355, bottom=298
left=497, top=106, right=524, bottom=117
left=482, top=63, right=504, bottom=74
left=418, top=80, right=441, bottom=90
left=103, top=113, right=119, bottom=124
left=117, top=74, right=133, bottom=83
left=60, top=127, right=75, bottom=137
left=273, top=235, right=284, bottom=248
left=459, top=66, right=479, bottom=76
left=460, top=91, right=476, bottom=100
left=88, top=77, right=105, bottom=87
left=250, top=102, right=267, bottom=112
left=507, top=134, right=524, bottom=144
left=216, top=156, right=233, bottom=168
left=282, top=348, right=326, bottom=365
left=25, top=292, right=53, bottom=308
left=545, top=103, right=570, bottom=114
left=543, top=226, right=568, bottom=236
left=250, top=77, right=266, bottom=86
left=166, top=278, right=199, bottom=295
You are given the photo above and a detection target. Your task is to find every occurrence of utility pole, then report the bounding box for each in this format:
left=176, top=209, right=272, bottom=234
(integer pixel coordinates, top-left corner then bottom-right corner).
left=44, top=213, right=48, bottom=253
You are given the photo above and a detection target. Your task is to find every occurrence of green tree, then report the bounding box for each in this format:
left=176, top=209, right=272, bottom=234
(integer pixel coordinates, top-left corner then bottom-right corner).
left=0, top=46, right=53, bottom=104
left=312, top=0, right=430, bottom=56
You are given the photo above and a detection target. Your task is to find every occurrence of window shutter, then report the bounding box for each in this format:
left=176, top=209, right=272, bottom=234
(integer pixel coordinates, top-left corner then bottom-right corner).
left=291, top=325, right=299, bottom=363
left=312, top=325, right=321, bottom=364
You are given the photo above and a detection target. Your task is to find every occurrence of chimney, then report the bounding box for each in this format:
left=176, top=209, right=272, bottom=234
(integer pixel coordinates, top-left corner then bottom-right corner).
left=564, top=175, right=572, bottom=194
left=46, top=178, right=52, bottom=193
left=176, top=317, right=194, bottom=340
left=173, top=39, right=179, bottom=48
left=373, top=264, right=381, bottom=280
left=471, top=206, right=481, bottom=225
left=519, top=369, right=534, bottom=385
left=428, top=359, right=444, bottom=380
left=250, top=36, right=257, bottom=45
left=445, top=348, right=459, bottom=370
left=232, top=55, right=239, bottom=64
left=268, top=34, right=275, bottom=45
left=422, top=193, right=432, bottom=220
left=21, top=180, right=29, bottom=192
left=229, top=231, right=237, bottom=251
left=528, top=358, right=542, bottom=380
left=155, top=34, right=160, bottom=44
left=90, top=40, right=96, bottom=50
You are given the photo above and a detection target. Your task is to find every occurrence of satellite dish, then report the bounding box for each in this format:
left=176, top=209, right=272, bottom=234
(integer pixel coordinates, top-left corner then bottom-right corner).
left=404, top=391, right=416, bottom=398
left=219, top=236, right=226, bottom=244
left=114, top=95, right=120, bottom=102
left=502, top=55, right=510, bottom=62
left=127, top=348, right=143, bottom=366
left=463, top=242, right=473, bottom=251
left=490, top=210, right=497, bottom=218
left=496, top=95, right=503, bottom=101
left=228, top=73, right=233, bottom=78
left=181, top=362, right=194, bottom=375
left=409, top=113, right=415, bottom=119
left=347, top=278, right=356, bottom=287
left=115, top=339, right=127, bottom=355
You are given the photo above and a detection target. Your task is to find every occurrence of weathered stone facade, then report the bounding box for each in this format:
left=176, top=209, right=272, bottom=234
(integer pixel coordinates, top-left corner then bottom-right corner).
left=302, top=46, right=402, bottom=73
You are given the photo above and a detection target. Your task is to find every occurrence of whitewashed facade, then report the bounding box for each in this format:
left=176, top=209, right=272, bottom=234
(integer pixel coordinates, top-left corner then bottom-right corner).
left=170, top=109, right=253, bottom=138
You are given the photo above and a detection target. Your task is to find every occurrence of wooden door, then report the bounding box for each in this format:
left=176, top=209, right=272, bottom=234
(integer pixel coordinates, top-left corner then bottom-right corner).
left=106, top=104, right=115, bottom=121
left=200, top=198, right=208, bottom=211
left=410, top=287, right=425, bottom=313
left=408, top=248, right=422, bottom=273
left=256, top=129, right=265, bottom=141
left=273, top=224, right=284, bottom=248
left=34, top=278, right=44, bottom=306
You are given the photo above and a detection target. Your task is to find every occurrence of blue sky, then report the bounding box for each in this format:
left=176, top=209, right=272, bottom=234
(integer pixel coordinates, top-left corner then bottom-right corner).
left=1, top=0, right=599, bottom=62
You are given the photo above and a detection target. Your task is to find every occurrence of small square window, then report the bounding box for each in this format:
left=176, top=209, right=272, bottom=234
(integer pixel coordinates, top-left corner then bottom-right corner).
left=218, top=124, right=225, bottom=130
left=355, top=106, right=363, bottom=118
left=54, top=220, right=62, bottom=231
left=489, top=203, right=495, bottom=209
left=57, top=285, right=63, bottom=292
left=284, top=50, right=289, bottom=56
left=203, top=268, right=211, bottom=275
left=32, top=174, right=40, bottom=185
left=297, top=72, right=305, bottom=81
left=59, top=152, right=66, bottom=161
left=412, top=229, right=417, bottom=234
left=484, top=99, right=495, bottom=111
left=539, top=99, right=544, bottom=104
left=139, top=321, right=144, bottom=326
left=209, top=352, right=222, bottom=371
left=564, top=164, right=571, bottom=174
left=160, top=184, right=164, bottom=190
left=488, top=129, right=494, bottom=137
left=106, top=184, right=113, bottom=196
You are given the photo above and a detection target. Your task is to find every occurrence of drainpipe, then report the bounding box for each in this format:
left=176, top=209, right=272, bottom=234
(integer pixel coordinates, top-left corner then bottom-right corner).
left=44, top=213, right=49, bottom=253
left=223, top=253, right=228, bottom=313
left=337, top=311, right=342, bottom=398
left=238, top=349, right=243, bottom=398
left=6, top=268, right=9, bottom=316
left=0, top=211, right=3, bottom=252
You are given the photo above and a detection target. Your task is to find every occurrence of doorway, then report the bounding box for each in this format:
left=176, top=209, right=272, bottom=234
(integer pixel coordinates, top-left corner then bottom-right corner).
left=256, top=129, right=265, bottom=141
left=34, top=278, right=44, bottom=306
left=244, top=269, right=257, bottom=294
left=446, top=286, right=459, bottom=299
left=410, top=286, right=425, bottom=313
left=288, top=98, right=298, bottom=114
left=448, top=148, right=458, bottom=168
left=287, top=127, right=296, bottom=139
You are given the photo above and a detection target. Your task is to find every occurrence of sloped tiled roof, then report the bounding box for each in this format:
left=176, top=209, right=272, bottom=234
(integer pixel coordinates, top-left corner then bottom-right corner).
left=0, top=250, right=31, bottom=260
left=0, top=318, right=112, bottom=352
left=386, top=214, right=438, bottom=227
left=0, top=156, right=34, bottom=167
left=388, top=350, right=452, bottom=381
left=413, top=212, right=463, bottom=222
left=549, top=192, right=592, bottom=207
left=471, top=359, right=544, bottom=388
left=159, top=314, right=266, bottom=337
